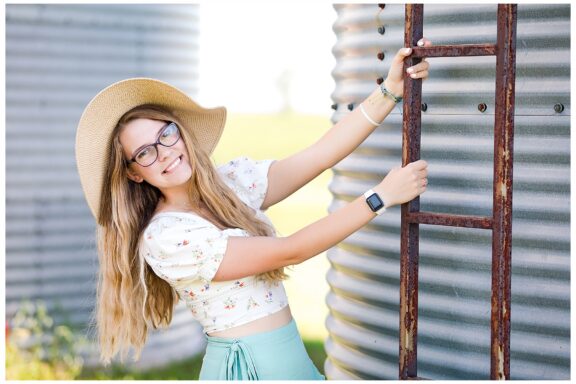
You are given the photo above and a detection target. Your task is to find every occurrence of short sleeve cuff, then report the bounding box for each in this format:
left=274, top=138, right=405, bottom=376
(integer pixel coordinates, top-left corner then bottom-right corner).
left=218, top=157, right=275, bottom=210
left=249, top=158, right=274, bottom=209
left=197, top=232, right=228, bottom=283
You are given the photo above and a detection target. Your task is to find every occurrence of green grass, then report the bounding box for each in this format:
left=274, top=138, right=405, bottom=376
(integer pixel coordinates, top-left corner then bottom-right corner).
left=78, top=339, right=327, bottom=380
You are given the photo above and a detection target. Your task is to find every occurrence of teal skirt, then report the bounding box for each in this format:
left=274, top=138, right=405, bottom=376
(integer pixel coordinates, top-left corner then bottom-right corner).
left=199, top=319, right=325, bottom=380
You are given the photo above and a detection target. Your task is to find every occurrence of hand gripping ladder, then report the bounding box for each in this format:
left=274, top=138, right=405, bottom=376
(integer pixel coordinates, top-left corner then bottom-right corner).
left=398, top=4, right=517, bottom=380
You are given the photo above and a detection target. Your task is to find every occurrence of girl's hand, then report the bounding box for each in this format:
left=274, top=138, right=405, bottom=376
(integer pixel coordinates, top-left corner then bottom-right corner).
left=384, top=38, right=432, bottom=98
left=375, top=160, right=428, bottom=208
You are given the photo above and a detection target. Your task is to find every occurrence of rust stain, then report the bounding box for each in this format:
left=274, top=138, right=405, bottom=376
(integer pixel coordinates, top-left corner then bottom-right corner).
left=411, top=44, right=496, bottom=58
left=503, top=149, right=510, bottom=162
left=500, top=181, right=507, bottom=199
left=408, top=211, right=493, bottom=229
left=497, top=346, right=505, bottom=379
left=405, top=329, right=413, bottom=351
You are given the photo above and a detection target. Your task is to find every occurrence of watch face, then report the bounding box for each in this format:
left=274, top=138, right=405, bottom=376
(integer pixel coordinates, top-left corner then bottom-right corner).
left=367, top=193, right=384, bottom=212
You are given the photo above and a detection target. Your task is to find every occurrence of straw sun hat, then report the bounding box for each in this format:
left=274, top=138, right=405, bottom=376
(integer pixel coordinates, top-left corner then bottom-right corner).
left=75, top=78, right=227, bottom=220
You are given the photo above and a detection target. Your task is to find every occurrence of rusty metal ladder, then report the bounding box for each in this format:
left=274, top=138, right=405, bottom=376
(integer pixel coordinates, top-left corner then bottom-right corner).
left=398, top=4, right=517, bottom=380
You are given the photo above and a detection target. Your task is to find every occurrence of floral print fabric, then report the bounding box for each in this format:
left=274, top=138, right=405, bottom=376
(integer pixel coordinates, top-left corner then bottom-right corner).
left=140, top=157, right=289, bottom=333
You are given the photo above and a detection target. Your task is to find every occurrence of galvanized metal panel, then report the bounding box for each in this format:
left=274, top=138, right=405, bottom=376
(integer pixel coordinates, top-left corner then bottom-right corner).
left=326, top=3, right=569, bottom=380
left=6, top=4, right=206, bottom=368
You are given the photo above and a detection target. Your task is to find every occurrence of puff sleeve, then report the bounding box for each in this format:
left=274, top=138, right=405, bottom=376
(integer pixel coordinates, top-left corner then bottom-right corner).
left=217, top=156, right=275, bottom=210
left=140, top=216, right=246, bottom=286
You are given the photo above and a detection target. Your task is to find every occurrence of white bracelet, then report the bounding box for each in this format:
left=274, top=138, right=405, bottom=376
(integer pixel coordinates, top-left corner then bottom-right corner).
left=359, top=103, right=382, bottom=127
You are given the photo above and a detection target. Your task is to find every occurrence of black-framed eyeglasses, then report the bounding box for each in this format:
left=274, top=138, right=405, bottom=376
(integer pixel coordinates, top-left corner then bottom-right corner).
left=127, top=122, right=181, bottom=167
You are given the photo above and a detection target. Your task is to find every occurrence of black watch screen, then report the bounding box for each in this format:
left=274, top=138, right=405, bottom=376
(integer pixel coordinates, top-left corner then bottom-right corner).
left=367, top=193, right=384, bottom=212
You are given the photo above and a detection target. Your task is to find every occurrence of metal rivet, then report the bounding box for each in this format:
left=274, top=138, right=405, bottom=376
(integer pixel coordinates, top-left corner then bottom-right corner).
left=554, top=103, right=564, bottom=113
left=378, top=26, right=385, bottom=35
left=478, top=103, right=488, bottom=113
left=377, top=52, right=385, bottom=61
left=421, top=103, right=427, bottom=112
left=331, top=103, right=338, bottom=111
left=347, top=103, right=354, bottom=111
left=376, top=77, right=384, bottom=85
left=378, top=4, right=386, bottom=9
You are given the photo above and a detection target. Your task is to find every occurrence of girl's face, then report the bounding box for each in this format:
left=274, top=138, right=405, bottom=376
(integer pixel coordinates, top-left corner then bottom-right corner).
left=119, top=118, right=193, bottom=190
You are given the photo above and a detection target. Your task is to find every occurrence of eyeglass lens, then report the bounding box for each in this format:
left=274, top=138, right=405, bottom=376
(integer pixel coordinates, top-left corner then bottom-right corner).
left=134, top=123, right=180, bottom=166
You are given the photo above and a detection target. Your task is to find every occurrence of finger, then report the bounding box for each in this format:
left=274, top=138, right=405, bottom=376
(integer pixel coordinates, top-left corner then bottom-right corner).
left=409, top=70, right=429, bottom=80
left=417, top=38, right=433, bottom=47
left=419, top=176, right=428, bottom=191
left=420, top=59, right=429, bottom=80
left=407, top=60, right=429, bottom=73
left=406, top=62, right=429, bottom=77
left=392, top=47, right=413, bottom=65
left=409, top=159, right=428, bottom=170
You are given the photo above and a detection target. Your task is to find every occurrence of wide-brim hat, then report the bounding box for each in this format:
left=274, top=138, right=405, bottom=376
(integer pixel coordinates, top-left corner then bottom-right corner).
left=75, top=77, right=227, bottom=220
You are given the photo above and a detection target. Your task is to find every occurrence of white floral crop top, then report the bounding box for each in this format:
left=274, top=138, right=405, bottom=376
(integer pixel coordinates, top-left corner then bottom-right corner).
left=139, top=157, right=289, bottom=334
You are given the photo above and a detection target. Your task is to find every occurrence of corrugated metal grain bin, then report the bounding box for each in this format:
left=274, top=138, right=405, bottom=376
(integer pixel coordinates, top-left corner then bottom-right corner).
left=326, top=4, right=569, bottom=380
left=6, top=4, right=206, bottom=367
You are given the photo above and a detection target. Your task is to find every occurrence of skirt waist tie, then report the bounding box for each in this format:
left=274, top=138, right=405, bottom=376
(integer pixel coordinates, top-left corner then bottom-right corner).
left=216, top=339, right=259, bottom=380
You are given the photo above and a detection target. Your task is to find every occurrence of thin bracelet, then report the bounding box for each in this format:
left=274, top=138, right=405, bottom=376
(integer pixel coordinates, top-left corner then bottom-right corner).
left=359, top=103, right=382, bottom=126
left=380, top=83, right=403, bottom=103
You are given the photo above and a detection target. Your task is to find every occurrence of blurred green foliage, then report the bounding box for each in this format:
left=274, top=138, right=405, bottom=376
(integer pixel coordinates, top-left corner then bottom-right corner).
left=6, top=300, right=88, bottom=380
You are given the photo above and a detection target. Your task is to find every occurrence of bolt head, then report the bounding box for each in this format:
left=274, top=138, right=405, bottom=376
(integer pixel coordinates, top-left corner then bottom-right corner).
left=421, top=103, right=428, bottom=112
left=378, top=26, right=385, bottom=35
left=347, top=103, right=354, bottom=111
left=478, top=103, right=488, bottom=113
left=554, top=103, right=564, bottom=113
left=377, top=52, right=385, bottom=61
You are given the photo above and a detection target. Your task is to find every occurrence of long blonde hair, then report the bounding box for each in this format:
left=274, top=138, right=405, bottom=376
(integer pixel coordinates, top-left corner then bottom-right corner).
left=94, top=104, right=287, bottom=365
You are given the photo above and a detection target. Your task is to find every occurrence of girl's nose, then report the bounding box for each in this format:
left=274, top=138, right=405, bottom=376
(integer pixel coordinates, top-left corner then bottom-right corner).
left=157, top=145, right=173, bottom=162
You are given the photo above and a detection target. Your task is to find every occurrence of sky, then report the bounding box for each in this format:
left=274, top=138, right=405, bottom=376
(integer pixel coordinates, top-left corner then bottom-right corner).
left=197, top=2, right=337, bottom=115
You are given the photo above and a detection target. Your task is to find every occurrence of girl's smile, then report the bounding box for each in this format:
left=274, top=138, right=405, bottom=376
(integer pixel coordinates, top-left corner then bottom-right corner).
left=163, top=155, right=183, bottom=174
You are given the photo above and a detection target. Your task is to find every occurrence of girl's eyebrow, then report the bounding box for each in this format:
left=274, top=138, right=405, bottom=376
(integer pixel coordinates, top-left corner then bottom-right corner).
left=130, top=122, right=170, bottom=158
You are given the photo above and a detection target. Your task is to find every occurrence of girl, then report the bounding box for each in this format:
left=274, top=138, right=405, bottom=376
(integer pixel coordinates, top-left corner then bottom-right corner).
left=75, top=40, right=431, bottom=380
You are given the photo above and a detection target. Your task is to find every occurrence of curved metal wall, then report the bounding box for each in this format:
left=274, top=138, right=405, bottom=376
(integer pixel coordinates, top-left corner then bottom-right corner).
left=326, top=4, right=569, bottom=380
left=6, top=4, right=205, bottom=367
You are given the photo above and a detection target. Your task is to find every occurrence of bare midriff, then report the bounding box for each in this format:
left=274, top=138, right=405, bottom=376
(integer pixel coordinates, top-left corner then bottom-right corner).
left=207, top=305, right=293, bottom=338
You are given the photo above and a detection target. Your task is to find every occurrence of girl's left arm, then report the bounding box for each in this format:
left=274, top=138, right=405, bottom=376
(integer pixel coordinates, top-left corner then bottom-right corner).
left=261, top=39, right=431, bottom=210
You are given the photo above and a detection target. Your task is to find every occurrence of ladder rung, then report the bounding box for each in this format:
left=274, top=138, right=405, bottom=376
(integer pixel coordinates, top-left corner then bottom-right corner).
left=411, top=44, right=497, bottom=58
left=406, top=211, right=493, bottom=229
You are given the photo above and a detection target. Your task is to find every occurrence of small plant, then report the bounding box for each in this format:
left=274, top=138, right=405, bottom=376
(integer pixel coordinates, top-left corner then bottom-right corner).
left=6, top=300, right=88, bottom=380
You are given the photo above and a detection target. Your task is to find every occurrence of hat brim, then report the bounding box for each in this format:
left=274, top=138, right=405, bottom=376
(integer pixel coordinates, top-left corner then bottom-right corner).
left=75, top=78, right=227, bottom=220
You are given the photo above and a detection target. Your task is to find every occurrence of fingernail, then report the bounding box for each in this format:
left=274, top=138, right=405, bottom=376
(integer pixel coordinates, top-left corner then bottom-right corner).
left=417, top=40, right=424, bottom=46
left=410, top=73, right=417, bottom=78
left=404, top=48, right=411, bottom=54
left=406, top=67, right=413, bottom=74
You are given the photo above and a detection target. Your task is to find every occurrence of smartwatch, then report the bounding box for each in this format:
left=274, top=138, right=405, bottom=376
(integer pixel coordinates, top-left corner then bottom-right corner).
left=364, top=189, right=386, bottom=215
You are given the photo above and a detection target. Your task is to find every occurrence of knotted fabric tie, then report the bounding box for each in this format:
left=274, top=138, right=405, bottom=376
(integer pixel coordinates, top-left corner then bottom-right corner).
left=221, top=339, right=259, bottom=380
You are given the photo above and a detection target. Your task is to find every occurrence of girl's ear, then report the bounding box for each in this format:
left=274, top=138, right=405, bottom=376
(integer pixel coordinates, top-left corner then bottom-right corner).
left=126, top=167, right=144, bottom=183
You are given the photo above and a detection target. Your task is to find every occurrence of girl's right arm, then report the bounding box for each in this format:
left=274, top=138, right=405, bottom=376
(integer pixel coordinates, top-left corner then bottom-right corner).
left=212, top=159, right=428, bottom=282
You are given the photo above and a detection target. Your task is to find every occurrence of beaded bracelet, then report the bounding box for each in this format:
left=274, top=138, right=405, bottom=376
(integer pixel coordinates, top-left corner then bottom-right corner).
left=380, top=83, right=403, bottom=103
